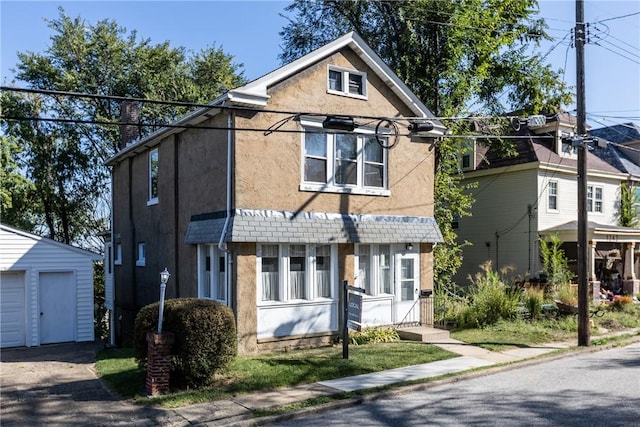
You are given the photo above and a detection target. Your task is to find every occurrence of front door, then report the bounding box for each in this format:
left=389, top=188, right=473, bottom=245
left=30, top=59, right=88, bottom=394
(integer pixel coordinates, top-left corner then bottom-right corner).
left=394, top=251, right=420, bottom=324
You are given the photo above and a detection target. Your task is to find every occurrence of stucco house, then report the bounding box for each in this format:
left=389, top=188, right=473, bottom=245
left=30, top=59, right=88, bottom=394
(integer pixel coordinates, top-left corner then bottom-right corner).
left=106, top=32, right=445, bottom=354
left=453, top=112, right=640, bottom=297
left=0, top=223, right=100, bottom=348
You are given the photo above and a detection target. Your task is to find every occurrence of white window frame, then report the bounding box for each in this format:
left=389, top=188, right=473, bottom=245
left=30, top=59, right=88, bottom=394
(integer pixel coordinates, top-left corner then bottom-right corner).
left=355, top=244, right=393, bottom=296
left=257, top=243, right=336, bottom=305
left=548, top=180, right=558, bottom=211
left=136, top=242, right=145, bottom=267
left=197, top=244, right=227, bottom=303
left=327, top=65, right=367, bottom=99
left=300, top=117, right=389, bottom=196
left=114, top=242, right=122, bottom=265
left=587, top=185, right=603, bottom=213
left=148, top=148, right=159, bottom=205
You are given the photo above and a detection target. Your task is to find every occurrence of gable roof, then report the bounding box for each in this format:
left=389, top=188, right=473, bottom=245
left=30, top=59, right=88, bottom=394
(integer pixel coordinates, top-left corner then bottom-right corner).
left=107, top=32, right=445, bottom=166
left=0, top=223, right=101, bottom=260
left=592, top=143, right=640, bottom=178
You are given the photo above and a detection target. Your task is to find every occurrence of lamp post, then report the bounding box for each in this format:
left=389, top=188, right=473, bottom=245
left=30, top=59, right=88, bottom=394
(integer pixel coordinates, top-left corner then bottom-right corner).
left=157, top=268, right=170, bottom=334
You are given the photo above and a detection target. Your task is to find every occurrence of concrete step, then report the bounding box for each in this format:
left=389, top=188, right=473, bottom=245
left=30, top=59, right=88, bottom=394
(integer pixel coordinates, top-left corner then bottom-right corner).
left=396, top=326, right=450, bottom=343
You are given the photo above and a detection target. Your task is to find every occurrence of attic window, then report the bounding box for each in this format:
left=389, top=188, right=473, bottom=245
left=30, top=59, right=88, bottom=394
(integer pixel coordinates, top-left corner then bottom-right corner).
left=328, top=66, right=367, bottom=99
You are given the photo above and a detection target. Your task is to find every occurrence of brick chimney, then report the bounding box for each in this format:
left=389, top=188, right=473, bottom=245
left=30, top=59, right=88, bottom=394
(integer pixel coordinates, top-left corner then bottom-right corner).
left=119, top=101, right=139, bottom=150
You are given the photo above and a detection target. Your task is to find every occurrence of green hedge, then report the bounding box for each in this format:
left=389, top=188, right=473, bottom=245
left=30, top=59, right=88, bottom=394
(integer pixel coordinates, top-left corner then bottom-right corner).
left=134, top=298, right=237, bottom=389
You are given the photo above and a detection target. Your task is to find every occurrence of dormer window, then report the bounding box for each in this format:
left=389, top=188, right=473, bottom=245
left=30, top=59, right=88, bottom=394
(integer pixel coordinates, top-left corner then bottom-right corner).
left=328, top=66, right=367, bottom=99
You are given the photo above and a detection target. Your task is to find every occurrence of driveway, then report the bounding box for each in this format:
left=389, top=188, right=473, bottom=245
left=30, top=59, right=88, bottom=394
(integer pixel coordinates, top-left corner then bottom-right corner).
left=0, top=342, right=175, bottom=426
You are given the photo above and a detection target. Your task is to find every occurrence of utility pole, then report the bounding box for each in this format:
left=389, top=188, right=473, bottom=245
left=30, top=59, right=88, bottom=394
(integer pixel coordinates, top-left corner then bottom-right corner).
left=575, top=0, right=590, bottom=346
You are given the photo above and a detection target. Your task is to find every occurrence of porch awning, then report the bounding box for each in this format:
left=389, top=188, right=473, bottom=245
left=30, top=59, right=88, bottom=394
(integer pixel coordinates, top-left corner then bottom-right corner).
left=539, top=221, right=640, bottom=243
left=185, top=208, right=443, bottom=245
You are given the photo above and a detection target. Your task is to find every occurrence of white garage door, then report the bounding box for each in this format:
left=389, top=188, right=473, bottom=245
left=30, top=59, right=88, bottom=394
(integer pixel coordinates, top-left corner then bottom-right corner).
left=1, top=271, right=26, bottom=348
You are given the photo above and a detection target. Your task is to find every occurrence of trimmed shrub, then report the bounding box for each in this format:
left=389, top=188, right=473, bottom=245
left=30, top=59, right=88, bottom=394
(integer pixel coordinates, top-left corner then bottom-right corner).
left=134, top=298, right=237, bottom=389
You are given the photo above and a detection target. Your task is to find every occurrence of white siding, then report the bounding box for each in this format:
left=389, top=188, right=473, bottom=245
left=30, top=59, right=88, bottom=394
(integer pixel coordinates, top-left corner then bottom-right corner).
left=537, top=171, right=621, bottom=230
left=0, top=226, right=97, bottom=347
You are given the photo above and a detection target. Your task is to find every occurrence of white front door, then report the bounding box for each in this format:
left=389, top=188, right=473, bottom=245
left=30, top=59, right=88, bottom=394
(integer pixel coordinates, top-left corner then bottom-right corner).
left=394, top=251, right=420, bottom=324
left=39, top=272, right=75, bottom=344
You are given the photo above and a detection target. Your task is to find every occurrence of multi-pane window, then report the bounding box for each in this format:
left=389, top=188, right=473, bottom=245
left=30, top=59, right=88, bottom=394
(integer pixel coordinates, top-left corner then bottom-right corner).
left=198, top=244, right=226, bottom=302
left=587, top=185, right=603, bottom=213
left=328, top=66, right=366, bottom=97
left=548, top=180, right=558, bottom=210
left=303, top=128, right=387, bottom=192
left=148, top=148, right=159, bottom=204
left=258, top=244, right=334, bottom=303
left=356, top=244, right=393, bottom=296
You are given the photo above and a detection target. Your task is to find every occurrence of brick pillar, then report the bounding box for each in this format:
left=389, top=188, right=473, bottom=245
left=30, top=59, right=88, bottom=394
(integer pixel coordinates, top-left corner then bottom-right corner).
left=146, top=332, right=175, bottom=396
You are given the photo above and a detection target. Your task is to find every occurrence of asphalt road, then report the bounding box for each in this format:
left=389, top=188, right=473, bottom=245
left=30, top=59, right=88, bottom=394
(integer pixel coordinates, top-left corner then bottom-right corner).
left=269, top=342, right=640, bottom=426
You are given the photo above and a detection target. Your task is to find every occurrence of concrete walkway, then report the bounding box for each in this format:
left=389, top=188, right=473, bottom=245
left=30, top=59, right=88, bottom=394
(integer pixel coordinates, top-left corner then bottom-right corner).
left=1, top=332, right=636, bottom=426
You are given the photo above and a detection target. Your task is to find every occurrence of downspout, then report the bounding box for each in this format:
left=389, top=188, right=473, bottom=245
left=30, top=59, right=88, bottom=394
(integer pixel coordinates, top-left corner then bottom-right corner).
left=219, top=112, right=233, bottom=305
left=219, top=113, right=233, bottom=252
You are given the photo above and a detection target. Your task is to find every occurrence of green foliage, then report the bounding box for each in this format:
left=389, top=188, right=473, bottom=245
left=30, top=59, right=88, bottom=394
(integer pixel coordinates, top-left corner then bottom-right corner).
left=349, top=327, right=399, bottom=345
left=2, top=8, right=245, bottom=248
left=540, top=233, right=574, bottom=287
left=279, top=0, right=573, bottom=286
left=523, top=289, right=544, bottom=320
left=458, top=262, right=521, bottom=327
left=93, top=261, right=109, bottom=342
left=617, top=182, right=639, bottom=228
left=555, top=282, right=577, bottom=307
left=134, top=298, right=237, bottom=389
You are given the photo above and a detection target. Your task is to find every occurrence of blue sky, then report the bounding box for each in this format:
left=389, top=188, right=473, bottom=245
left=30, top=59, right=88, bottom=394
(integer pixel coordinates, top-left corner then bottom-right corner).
left=1, top=0, right=638, bottom=129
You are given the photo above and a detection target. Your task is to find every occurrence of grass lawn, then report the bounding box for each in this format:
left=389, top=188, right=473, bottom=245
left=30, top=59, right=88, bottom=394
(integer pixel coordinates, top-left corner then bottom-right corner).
left=96, top=341, right=457, bottom=408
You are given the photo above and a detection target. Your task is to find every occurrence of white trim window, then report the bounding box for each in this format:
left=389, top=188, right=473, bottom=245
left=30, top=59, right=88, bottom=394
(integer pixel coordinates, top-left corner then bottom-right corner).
left=327, top=66, right=367, bottom=99
left=301, top=119, right=389, bottom=195
left=587, top=185, right=603, bottom=213
left=114, top=242, right=122, bottom=265
left=258, top=244, right=335, bottom=303
left=548, top=180, right=558, bottom=210
left=197, top=244, right=226, bottom=302
left=136, top=242, right=145, bottom=267
left=356, top=244, right=392, bottom=296
left=148, top=148, right=159, bottom=205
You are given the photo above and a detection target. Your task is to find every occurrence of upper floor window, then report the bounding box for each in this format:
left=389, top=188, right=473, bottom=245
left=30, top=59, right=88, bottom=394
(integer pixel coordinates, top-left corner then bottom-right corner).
left=587, top=185, right=603, bottom=213
left=327, top=66, right=367, bottom=98
left=301, top=119, right=388, bottom=196
left=548, top=180, right=558, bottom=210
left=148, top=148, right=159, bottom=205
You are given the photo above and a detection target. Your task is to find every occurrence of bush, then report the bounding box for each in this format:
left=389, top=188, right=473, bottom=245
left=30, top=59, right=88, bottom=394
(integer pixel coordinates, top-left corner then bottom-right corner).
left=459, top=262, right=521, bottom=328
left=555, top=282, right=578, bottom=306
left=134, top=298, right=237, bottom=389
left=349, top=327, right=399, bottom=345
left=524, top=289, right=544, bottom=320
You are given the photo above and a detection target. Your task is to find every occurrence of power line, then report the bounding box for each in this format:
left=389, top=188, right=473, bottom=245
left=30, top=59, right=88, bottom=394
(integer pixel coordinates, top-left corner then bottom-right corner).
left=594, top=11, right=640, bottom=24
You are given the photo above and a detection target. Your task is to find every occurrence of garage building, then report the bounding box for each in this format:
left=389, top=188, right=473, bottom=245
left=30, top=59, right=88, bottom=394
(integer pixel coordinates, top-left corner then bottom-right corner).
left=0, top=223, right=100, bottom=348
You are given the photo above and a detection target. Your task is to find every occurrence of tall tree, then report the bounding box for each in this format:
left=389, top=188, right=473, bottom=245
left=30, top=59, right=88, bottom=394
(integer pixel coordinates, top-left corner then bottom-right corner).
left=1, top=8, right=246, bottom=249
left=278, top=0, right=573, bottom=287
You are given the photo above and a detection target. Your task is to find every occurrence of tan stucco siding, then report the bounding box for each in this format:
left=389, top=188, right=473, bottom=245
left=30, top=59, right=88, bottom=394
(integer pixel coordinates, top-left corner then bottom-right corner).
left=233, top=49, right=435, bottom=217
left=233, top=242, right=258, bottom=354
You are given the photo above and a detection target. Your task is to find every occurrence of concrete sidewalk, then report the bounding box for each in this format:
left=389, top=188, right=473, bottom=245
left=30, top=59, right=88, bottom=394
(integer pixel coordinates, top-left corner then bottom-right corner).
left=170, top=335, right=585, bottom=426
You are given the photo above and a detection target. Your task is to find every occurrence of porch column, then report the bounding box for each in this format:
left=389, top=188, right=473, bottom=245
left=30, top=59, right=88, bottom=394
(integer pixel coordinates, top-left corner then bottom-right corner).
left=624, top=242, right=636, bottom=279
left=587, top=240, right=597, bottom=281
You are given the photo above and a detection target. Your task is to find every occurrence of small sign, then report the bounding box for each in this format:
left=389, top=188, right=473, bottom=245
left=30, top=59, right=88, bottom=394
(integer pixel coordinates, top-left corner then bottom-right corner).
left=347, top=293, right=362, bottom=331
